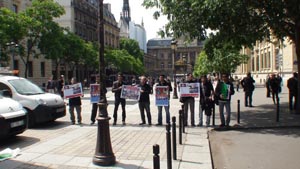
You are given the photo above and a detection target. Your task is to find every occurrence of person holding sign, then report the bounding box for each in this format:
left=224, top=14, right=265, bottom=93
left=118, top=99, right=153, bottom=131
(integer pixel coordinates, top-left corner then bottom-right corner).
left=215, top=73, right=235, bottom=127
left=182, top=73, right=197, bottom=127
left=138, top=76, right=152, bottom=125
left=112, top=73, right=127, bottom=125
left=68, top=77, right=82, bottom=125
left=156, top=74, right=172, bottom=125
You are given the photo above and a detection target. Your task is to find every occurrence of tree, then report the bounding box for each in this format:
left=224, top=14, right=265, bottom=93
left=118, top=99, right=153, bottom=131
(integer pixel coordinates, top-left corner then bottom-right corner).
left=20, top=0, right=65, bottom=77
left=143, top=0, right=300, bottom=111
left=120, top=38, right=144, bottom=62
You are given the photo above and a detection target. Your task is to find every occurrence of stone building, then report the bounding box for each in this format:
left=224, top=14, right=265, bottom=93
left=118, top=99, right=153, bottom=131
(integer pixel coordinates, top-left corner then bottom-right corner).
left=146, top=37, right=203, bottom=79
left=54, top=0, right=120, bottom=81
left=235, top=38, right=298, bottom=84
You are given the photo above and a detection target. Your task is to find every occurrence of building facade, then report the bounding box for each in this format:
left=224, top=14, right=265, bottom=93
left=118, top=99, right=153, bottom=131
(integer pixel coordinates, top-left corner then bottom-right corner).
left=235, top=38, right=298, bottom=84
left=146, top=37, right=203, bottom=78
left=54, top=0, right=120, bottom=81
left=118, top=0, right=147, bottom=53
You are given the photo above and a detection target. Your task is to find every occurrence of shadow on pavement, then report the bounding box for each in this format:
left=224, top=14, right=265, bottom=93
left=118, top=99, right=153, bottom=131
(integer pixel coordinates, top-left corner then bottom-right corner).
left=0, top=136, right=40, bottom=150
left=30, top=120, right=70, bottom=130
left=115, top=162, right=147, bottom=169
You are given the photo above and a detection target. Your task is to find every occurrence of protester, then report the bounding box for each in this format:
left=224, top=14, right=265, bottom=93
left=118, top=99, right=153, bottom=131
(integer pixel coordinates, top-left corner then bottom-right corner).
left=198, top=75, right=214, bottom=127
left=215, top=73, right=235, bottom=127
left=241, top=72, right=255, bottom=107
left=182, top=73, right=196, bottom=126
left=156, top=74, right=172, bottom=125
left=112, top=72, right=126, bottom=125
left=90, top=76, right=103, bottom=125
left=46, top=76, right=55, bottom=93
left=269, top=73, right=280, bottom=105
left=287, top=72, right=298, bottom=111
left=138, top=76, right=152, bottom=125
left=68, top=77, right=82, bottom=125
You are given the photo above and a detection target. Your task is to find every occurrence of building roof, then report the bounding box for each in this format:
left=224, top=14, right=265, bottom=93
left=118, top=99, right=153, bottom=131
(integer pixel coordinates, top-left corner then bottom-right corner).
left=147, top=38, right=173, bottom=47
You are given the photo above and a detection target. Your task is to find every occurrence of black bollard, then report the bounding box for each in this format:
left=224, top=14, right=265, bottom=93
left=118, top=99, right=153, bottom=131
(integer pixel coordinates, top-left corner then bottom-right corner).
left=179, top=110, right=182, bottom=145
left=181, top=104, right=185, bottom=133
left=153, top=144, right=160, bottom=169
left=237, top=99, right=240, bottom=124
left=276, top=101, right=280, bottom=122
left=212, top=104, right=215, bottom=126
left=172, top=116, right=177, bottom=160
left=166, top=123, right=172, bottom=169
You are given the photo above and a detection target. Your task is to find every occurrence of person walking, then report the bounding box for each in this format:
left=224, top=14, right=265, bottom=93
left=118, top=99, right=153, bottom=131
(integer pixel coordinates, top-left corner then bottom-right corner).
left=156, top=74, right=172, bottom=125
left=215, top=73, right=235, bottom=127
left=138, top=76, right=152, bottom=125
left=46, top=76, right=55, bottom=93
left=198, top=75, right=214, bottom=127
left=112, top=73, right=126, bottom=125
left=68, top=77, right=82, bottom=125
left=269, top=73, right=280, bottom=105
left=266, top=74, right=271, bottom=97
left=287, top=72, right=298, bottom=111
left=182, top=73, right=196, bottom=126
left=241, top=72, right=255, bottom=107
left=57, top=75, right=65, bottom=98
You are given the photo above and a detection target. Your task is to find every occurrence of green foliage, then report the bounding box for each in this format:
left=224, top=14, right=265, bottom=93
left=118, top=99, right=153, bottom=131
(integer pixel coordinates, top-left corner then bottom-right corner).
left=120, top=38, right=144, bottom=62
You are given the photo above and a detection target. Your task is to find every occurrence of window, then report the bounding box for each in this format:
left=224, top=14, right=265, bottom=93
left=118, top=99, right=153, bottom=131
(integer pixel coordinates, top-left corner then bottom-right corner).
left=12, top=4, right=18, bottom=13
left=168, top=62, right=172, bottom=69
left=28, top=61, right=33, bottom=77
left=160, top=63, right=164, bottom=69
left=41, top=62, right=45, bottom=77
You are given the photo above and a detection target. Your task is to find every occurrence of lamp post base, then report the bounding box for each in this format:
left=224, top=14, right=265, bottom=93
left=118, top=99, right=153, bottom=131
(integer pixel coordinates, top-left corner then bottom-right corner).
left=93, top=115, right=116, bottom=166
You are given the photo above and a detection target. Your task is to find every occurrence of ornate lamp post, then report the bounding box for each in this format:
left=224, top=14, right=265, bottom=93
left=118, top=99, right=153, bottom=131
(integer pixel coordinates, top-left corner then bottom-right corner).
left=93, top=0, right=116, bottom=166
left=171, top=40, right=178, bottom=99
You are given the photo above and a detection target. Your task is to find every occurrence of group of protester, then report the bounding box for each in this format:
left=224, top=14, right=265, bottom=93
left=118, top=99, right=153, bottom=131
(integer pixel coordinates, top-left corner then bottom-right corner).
left=61, top=70, right=298, bottom=127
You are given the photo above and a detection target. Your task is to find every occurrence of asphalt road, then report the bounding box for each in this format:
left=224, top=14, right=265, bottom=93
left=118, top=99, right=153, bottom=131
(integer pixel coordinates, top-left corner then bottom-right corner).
left=209, top=127, right=300, bottom=169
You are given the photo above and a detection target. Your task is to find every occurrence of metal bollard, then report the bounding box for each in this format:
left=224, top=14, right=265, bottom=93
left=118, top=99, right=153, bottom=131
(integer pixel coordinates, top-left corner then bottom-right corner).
left=179, top=110, right=182, bottom=145
left=237, top=99, right=240, bottom=124
left=172, top=116, right=177, bottom=160
left=153, top=144, right=160, bottom=169
left=212, top=104, right=215, bottom=126
left=276, top=101, right=280, bottom=122
left=166, top=123, right=172, bottom=169
left=181, top=104, right=185, bottom=133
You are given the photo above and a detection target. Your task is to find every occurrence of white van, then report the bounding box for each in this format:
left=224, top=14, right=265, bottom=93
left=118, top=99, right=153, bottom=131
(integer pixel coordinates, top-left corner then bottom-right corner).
left=0, top=93, right=27, bottom=139
left=0, top=76, right=66, bottom=127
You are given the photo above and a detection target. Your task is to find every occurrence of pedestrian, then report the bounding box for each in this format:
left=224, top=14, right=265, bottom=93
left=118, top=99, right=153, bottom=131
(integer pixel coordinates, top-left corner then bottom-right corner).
left=235, top=76, right=240, bottom=92
left=57, top=75, right=65, bottom=98
left=182, top=73, right=196, bottom=126
left=215, top=73, right=235, bottom=127
left=241, top=72, right=255, bottom=107
left=68, top=77, right=82, bottom=125
left=138, top=76, right=152, bottom=125
left=266, top=74, right=271, bottom=98
left=269, top=73, right=280, bottom=105
left=112, top=72, right=126, bottom=125
left=198, top=75, right=214, bottom=127
left=46, top=76, right=55, bottom=93
left=156, top=74, right=172, bottom=125
left=277, top=74, right=283, bottom=93
left=287, top=72, right=298, bottom=111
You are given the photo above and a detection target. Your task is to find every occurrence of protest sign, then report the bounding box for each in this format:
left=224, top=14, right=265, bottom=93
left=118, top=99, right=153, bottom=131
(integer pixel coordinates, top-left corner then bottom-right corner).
left=64, top=83, right=83, bottom=99
left=155, top=86, right=169, bottom=106
left=120, top=85, right=140, bottom=100
left=179, top=82, right=200, bottom=97
left=90, top=84, right=100, bottom=103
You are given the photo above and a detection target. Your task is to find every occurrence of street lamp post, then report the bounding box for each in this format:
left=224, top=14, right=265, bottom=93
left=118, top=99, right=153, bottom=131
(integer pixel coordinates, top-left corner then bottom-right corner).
left=171, top=40, right=178, bottom=99
left=93, top=0, right=116, bottom=166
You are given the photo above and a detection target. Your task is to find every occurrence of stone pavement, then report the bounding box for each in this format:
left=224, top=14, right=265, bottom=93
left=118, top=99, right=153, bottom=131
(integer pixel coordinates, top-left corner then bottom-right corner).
left=0, top=87, right=212, bottom=169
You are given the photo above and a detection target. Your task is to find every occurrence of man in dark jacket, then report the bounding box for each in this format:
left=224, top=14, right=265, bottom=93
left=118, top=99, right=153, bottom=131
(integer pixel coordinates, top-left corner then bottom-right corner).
left=68, top=77, right=82, bottom=125
left=138, top=76, right=152, bottom=125
left=269, top=73, right=280, bottom=105
left=156, top=74, right=172, bottom=125
left=215, top=73, right=235, bottom=127
left=183, top=73, right=196, bottom=126
left=198, top=75, right=214, bottom=126
left=241, top=72, right=255, bottom=107
left=112, top=73, right=126, bottom=125
left=287, top=72, right=298, bottom=110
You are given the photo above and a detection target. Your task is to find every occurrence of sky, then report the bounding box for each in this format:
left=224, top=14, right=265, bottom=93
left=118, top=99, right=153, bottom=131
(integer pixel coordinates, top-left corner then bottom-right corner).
left=103, top=0, right=168, bottom=40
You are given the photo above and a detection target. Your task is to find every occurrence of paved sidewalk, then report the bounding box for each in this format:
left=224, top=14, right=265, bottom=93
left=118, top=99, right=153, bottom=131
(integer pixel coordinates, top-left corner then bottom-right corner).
left=0, top=88, right=212, bottom=169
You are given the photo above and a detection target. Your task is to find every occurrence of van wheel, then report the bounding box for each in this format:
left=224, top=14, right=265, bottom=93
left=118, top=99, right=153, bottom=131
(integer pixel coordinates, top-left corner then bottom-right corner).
left=26, top=109, right=36, bottom=128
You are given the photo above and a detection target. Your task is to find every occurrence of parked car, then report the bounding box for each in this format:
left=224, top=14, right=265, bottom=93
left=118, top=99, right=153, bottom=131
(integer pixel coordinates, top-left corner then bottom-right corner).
left=0, top=76, right=66, bottom=127
left=0, top=93, right=27, bottom=139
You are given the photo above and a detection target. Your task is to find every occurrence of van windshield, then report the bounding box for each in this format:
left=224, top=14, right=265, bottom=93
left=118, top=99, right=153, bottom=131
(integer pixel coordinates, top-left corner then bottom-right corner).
left=9, top=79, right=45, bottom=95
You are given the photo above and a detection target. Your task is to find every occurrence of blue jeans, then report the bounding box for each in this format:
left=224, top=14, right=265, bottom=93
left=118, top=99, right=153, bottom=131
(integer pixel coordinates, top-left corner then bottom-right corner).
left=69, top=105, right=82, bottom=123
left=218, top=101, right=231, bottom=126
left=158, top=105, right=170, bottom=124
